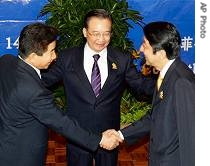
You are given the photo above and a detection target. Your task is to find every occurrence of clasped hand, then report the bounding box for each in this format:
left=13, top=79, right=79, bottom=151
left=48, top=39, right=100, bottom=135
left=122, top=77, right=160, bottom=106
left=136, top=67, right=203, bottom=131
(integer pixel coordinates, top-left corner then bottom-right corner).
left=100, top=129, right=123, bottom=150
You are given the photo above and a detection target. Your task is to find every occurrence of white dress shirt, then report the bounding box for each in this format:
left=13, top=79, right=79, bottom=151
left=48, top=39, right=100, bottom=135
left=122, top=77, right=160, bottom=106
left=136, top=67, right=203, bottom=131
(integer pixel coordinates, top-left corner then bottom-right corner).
left=83, top=43, right=108, bottom=88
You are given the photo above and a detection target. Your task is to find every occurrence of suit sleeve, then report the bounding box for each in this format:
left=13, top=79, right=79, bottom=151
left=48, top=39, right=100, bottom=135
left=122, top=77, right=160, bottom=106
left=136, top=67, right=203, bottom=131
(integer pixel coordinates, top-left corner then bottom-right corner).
left=41, top=52, right=65, bottom=87
left=121, top=113, right=151, bottom=145
left=175, top=78, right=195, bottom=166
left=125, top=55, right=155, bottom=96
left=28, top=88, right=101, bottom=152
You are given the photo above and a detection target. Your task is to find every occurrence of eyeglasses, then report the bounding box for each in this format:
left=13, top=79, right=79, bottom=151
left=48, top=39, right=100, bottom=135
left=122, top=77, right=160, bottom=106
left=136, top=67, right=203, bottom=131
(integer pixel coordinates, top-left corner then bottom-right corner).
left=87, top=31, right=112, bottom=39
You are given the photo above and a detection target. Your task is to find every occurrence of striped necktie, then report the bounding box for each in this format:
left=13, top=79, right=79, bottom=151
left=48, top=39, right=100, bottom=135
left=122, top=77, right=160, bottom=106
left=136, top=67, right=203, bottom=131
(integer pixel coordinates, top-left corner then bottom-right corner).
left=91, top=54, right=101, bottom=97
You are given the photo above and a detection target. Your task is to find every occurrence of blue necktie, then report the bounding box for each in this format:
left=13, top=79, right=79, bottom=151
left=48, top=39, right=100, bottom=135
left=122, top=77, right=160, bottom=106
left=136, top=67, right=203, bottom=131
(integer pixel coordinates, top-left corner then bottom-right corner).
left=91, top=54, right=101, bottom=97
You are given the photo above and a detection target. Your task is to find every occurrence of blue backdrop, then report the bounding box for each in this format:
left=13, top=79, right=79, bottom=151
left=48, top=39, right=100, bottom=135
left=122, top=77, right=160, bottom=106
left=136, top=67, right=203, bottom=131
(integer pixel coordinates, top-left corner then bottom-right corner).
left=0, top=0, right=194, bottom=72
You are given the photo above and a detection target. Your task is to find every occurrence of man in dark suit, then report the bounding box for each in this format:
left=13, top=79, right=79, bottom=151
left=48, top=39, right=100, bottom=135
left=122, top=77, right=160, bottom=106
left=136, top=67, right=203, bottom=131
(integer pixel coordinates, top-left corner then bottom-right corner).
left=0, top=23, right=122, bottom=166
left=111, top=21, right=194, bottom=166
left=41, top=9, right=154, bottom=166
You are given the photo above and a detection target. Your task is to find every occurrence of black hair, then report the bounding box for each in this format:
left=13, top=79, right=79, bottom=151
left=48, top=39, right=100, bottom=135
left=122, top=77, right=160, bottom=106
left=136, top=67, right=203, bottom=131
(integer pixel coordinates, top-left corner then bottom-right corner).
left=143, top=21, right=181, bottom=59
left=18, top=22, right=58, bottom=59
left=84, top=9, right=113, bottom=29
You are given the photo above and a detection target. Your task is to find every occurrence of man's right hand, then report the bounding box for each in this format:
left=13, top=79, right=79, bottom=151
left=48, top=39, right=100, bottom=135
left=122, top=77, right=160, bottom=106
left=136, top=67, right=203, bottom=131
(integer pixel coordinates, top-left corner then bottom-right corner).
left=99, top=129, right=123, bottom=150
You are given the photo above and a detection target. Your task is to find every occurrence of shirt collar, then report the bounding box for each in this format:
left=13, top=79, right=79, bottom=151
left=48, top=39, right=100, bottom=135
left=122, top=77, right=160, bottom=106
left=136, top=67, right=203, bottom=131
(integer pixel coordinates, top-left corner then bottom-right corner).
left=160, top=59, right=175, bottom=78
left=18, top=55, right=41, bottom=79
left=85, top=43, right=107, bottom=59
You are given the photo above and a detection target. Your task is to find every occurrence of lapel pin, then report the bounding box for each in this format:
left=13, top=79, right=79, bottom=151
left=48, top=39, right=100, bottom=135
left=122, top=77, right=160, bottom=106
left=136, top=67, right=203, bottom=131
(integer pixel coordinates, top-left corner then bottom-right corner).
left=159, top=90, right=164, bottom=99
left=112, top=63, right=117, bottom=69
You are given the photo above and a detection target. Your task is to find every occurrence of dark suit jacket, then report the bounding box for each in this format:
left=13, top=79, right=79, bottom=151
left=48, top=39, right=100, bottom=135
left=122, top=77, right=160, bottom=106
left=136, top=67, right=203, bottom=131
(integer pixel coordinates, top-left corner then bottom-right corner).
left=0, top=54, right=101, bottom=166
left=121, top=58, right=195, bottom=166
left=42, top=46, right=154, bottom=135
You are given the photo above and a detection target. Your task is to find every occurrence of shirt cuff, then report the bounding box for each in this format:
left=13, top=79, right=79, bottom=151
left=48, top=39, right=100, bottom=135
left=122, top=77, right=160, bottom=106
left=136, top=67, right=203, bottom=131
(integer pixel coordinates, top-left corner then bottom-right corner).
left=118, top=130, right=124, bottom=140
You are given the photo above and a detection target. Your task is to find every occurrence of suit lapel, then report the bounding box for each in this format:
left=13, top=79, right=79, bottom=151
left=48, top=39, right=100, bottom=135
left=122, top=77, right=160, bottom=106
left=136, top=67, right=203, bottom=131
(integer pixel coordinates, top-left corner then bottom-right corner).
left=18, top=58, right=42, bottom=83
left=158, top=58, right=179, bottom=94
left=72, top=48, right=96, bottom=98
left=97, top=48, right=118, bottom=98
left=72, top=47, right=120, bottom=100
left=151, top=58, right=180, bottom=112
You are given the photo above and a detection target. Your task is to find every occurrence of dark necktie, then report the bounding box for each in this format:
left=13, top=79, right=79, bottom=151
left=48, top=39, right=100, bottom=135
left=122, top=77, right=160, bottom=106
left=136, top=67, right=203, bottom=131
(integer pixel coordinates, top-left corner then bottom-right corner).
left=91, top=54, right=101, bottom=97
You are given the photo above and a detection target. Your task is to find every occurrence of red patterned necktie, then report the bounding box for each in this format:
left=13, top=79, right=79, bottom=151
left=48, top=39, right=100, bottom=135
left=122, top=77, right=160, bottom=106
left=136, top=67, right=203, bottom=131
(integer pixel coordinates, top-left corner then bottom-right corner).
left=91, top=54, right=101, bottom=97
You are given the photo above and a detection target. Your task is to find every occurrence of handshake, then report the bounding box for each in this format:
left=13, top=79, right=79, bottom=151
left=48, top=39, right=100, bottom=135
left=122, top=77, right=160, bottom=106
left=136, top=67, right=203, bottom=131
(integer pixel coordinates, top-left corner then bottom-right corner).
left=99, top=129, right=123, bottom=150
